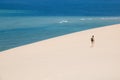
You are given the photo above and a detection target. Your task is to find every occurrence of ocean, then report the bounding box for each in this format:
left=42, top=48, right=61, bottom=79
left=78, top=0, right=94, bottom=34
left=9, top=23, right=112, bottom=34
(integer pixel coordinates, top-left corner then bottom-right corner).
left=0, top=16, right=120, bottom=51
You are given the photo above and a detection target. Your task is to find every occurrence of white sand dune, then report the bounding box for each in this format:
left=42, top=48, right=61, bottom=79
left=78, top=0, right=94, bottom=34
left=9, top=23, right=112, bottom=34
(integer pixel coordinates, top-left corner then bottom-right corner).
left=0, top=24, right=120, bottom=80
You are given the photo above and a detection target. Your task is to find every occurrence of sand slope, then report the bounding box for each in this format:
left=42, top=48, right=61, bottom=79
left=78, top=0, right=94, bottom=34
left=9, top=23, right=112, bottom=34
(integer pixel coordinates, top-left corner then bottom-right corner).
left=0, top=24, right=120, bottom=80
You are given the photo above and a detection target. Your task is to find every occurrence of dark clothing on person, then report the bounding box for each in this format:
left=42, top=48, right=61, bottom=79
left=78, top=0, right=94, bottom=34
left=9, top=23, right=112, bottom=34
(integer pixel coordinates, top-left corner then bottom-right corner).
left=91, top=37, right=94, bottom=42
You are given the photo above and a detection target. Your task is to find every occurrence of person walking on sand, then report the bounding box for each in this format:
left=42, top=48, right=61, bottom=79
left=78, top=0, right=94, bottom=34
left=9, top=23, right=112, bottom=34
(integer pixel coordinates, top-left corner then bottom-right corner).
left=91, top=35, right=95, bottom=47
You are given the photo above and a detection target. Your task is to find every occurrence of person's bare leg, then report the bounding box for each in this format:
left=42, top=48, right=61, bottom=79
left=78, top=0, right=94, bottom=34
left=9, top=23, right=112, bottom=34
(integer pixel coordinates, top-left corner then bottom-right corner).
left=91, top=41, right=94, bottom=47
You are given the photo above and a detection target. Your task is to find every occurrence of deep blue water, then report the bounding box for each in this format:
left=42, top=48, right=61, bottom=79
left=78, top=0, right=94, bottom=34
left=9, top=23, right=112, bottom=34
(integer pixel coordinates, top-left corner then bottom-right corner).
left=0, top=16, right=120, bottom=51
left=0, top=2, right=120, bottom=16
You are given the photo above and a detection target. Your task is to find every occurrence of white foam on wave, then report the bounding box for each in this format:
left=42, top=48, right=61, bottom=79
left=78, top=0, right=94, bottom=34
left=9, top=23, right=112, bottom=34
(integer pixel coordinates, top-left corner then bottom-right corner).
left=59, top=20, right=69, bottom=23
left=100, top=17, right=120, bottom=20
left=79, top=17, right=120, bottom=21
left=80, top=18, right=85, bottom=21
left=80, top=18, right=94, bottom=21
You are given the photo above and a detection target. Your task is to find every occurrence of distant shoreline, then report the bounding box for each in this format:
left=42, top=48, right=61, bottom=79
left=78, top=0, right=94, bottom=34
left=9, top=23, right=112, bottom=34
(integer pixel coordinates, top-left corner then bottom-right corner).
left=0, top=16, right=120, bottom=52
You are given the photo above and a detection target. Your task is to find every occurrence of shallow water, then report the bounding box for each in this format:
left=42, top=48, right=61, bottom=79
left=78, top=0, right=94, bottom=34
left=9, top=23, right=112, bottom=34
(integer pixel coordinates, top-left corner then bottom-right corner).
left=0, top=16, right=120, bottom=51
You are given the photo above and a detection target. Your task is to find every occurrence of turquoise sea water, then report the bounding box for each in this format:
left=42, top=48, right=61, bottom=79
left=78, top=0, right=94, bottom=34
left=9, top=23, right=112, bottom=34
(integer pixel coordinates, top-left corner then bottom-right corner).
left=0, top=16, right=120, bottom=51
